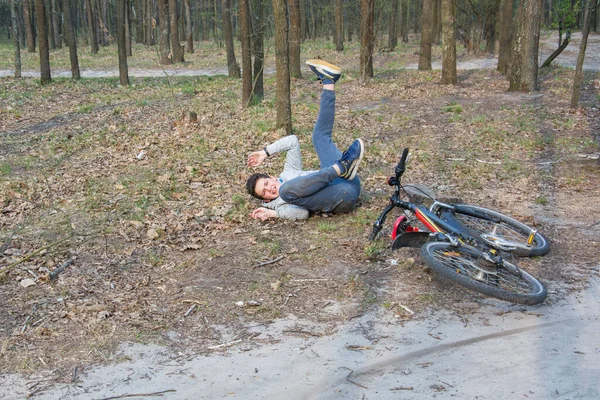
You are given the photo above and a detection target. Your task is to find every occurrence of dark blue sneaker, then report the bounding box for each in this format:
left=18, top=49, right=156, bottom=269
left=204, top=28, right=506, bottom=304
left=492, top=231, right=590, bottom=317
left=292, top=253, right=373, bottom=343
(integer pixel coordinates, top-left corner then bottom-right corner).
left=306, top=59, right=342, bottom=84
left=336, top=139, right=364, bottom=180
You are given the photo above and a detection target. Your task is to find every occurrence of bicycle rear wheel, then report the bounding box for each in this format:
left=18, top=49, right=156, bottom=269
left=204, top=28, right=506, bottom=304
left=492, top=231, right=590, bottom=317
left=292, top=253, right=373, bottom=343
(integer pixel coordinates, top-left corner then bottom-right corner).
left=421, top=241, right=547, bottom=305
left=446, top=205, right=549, bottom=257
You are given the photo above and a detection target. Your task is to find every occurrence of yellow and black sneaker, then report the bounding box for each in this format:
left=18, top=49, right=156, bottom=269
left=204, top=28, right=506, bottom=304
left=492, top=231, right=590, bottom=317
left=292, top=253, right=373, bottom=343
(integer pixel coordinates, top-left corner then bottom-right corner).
left=306, top=59, right=343, bottom=84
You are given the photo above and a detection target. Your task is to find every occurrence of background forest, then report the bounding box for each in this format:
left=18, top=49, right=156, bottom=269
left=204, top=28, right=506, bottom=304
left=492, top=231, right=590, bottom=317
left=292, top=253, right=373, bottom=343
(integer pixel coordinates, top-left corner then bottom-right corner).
left=0, top=0, right=599, bottom=387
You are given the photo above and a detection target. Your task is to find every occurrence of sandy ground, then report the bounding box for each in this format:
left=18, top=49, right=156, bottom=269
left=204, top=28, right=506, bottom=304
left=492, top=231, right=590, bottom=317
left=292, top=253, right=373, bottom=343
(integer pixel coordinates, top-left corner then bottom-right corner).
left=1, top=275, right=598, bottom=399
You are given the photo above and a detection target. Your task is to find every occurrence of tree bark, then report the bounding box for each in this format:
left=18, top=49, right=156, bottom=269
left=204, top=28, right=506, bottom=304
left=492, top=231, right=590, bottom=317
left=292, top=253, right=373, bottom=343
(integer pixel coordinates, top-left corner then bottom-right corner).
left=571, top=0, right=593, bottom=108
left=11, top=0, right=21, bottom=78
left=419, top=0, right=433, bottom=70
left=273, top=0, right=292, bottom=133
left=289, top=0, right=302, bottom=77
left=335, top=0, right=344, bottom=51
left=360, top=0, right=375, bottom=80
left=35, top=0, right=51, bottom=84
left=158, top=0, right=171, bottom=64
left=388, top=0, right=399, bottom=50
left=441, top=0, right=456, bottom=84
left=146, top=0, right=155, bottom=45
left=222, top=0, right=240, bottom=77
left=117, top=0, right=130, bottom=86
left=541, top=30, right=570, bottom=67
left=184, top=0, right=193, bottom=52
left=22, top=0, right=35, bottom=52
left=400, top=0, right=409, bottom=42
left=85, top=0, right=99, bottom=53
left=497, top=0, right=513, bottom=74
left=252, top=0, right=265, bottom=100
left=51, top=0, right=62, bottom=48
left=239, top=0, right=253, bottom=106
left=168, top=0, right=184, bottom=62
left=508, top=0, right=542, bottom=92
left=126, top=0, right=132, bottom=56
left=63, top=0, right=80, bottom=79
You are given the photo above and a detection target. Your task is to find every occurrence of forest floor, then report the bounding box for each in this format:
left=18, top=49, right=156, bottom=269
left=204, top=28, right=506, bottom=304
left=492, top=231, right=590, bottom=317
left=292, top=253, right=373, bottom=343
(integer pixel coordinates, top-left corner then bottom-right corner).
left=0, top=33, right=599, bottom=398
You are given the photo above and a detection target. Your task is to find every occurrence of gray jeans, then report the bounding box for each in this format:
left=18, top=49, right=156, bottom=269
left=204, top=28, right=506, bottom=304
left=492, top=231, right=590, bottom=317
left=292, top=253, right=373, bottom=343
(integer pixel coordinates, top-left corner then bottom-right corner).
left=279, top=89, right=361, bottom=214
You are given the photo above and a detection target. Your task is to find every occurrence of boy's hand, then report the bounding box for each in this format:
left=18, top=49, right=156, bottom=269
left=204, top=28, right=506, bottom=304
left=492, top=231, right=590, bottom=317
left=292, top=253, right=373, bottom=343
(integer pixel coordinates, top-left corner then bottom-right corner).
left=250, top=207, right=277, bottom=221
left=247, top=150, right=268, bottom=167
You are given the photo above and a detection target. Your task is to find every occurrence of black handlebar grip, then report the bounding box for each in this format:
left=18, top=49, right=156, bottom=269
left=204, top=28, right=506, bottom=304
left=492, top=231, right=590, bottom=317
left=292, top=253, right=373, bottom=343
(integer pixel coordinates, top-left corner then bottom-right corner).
left=395, top=148, right=410, bottom=177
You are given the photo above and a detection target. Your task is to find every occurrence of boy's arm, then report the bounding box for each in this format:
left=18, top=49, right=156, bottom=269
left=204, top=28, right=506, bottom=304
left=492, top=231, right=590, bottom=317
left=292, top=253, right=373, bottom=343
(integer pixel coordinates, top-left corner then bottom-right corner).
left=264, top=135, right=303, bottom=172
left=261, top=198, right=309, bottom=220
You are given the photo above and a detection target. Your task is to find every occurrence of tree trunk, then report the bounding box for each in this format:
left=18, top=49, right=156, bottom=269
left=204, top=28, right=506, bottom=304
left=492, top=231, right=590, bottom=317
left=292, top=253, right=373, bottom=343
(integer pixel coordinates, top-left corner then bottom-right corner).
left=23, top=0, right=35, bottom=52
left=542, top=30, right=570, bottom=67
left=117, top=0, right=129, bottom=86
left=168, top=0, right=184, bottom=62
left=571, top=0, right=592, bottom=108
left=497, top=0, right=513, bottom=74
left=508, top=0, right=542, bottom=92
left=400, top=0, right=408, bottom=42
left=51, top=0, right=62, bottom=48
left=184, top=0, right=193, bottom=53
left=360, top=0, right=375, bottom=80
left=85, top=0, right=99, bottom=53
left=419, top=0, right=433, bottom=70
left=35, top=0, right=51, bottom=84
left=158, top=0, right=171, bottom=64
left=335, top=0, right=344, bottom=51
left=388, top=0, right=398, bottom=50
left=289, top=0, right=302, bottom=77
left=135, top=0, right=143, bottom=43
left=239, top=0, right=253, bottom=106
left=433, top=0, right=441, bottom=44
left=125, top=0, right=132, bottom=56
left=222, top=0, right=240, bottom=77
left=273, top=0, right=292, bottom=133
left=11, top=0, right=22, bottom=78
left=485, top=2, right=500, bottom=54
left=441, top=0, right=456, bottom=84
left=45, top=0, right=55, bottom=49
left=63, top=0, right=81, bottom=79
left=252, top=0, right=264, bottom=100
left=146, top=0, right=155, bottom=45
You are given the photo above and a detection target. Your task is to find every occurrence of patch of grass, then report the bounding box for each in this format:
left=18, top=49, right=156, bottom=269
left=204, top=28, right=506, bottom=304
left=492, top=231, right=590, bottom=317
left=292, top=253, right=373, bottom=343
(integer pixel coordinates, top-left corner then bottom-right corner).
left=364, top=240, right=386, bottom=259
left=317, top=221, right=337, bottom=233
left=0, top=163, right=11, bottom=176
left=535, top=195, right=549, bottom=205
left=442, top=102, right=463, bottom=113
left=77, top=104, right=94, bottom=114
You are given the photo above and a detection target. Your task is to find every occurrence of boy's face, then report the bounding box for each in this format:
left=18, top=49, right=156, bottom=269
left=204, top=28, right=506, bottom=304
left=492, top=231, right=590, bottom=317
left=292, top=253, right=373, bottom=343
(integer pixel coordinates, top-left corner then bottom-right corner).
left=254, top=176, right=280, bottom=200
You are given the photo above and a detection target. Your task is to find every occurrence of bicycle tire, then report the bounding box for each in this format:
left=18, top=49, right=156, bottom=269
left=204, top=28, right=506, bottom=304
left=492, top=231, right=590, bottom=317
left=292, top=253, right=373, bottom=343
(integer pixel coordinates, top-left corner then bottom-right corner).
left=421, top=241, right=547, bottom=305
left=447, top=204, right=550, bottom=257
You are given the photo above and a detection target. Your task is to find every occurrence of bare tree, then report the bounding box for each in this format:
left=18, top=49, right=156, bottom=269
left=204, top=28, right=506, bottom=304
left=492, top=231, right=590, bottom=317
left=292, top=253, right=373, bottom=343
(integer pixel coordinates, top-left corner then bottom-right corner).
left=497, top=0, right=513, bottom=74
left=419, top=0, right=433, bottom=70
left=252, top=0, right=265, bottom=101
left=85, top=0, right=99, bottom=53
left=11, top=0, right=21, bottom=78
left=335, top=0, right=344, bottom=51
left=441, top=0, right=456, bottom=84
left=185, top=0, right=193, bottom=53
left=51, top=0, right=61, bottom=48
left=117, top=0, right=130, bottom=86
left=508, top=0, right=542, bottom=92
left=158, top=0, right=171, bottom=64
left=22, top=0, right=35, bottom=52
left=388, top=0, right=399, bottom=50
left=63, top=0, right=81, bottom=79
left=168, top=0, right=184, bottom=62
left=239, top=0, right=253, bottom=106
left=290, top=0, right=303, bottom=77
left=35, top=0, right=51, bottom=84
left=222, top=0, right=240, bottom=77
left=360, top=0, right=375, bottom=80
left=273, top=0, right=292, bottom=133
left=571, top=0, right=594, bottom=108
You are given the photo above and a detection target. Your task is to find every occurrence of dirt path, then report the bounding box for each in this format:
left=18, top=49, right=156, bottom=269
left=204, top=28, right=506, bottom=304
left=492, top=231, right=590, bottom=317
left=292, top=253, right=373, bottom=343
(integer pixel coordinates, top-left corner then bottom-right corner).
left=2, top=277, right=598, bottom=399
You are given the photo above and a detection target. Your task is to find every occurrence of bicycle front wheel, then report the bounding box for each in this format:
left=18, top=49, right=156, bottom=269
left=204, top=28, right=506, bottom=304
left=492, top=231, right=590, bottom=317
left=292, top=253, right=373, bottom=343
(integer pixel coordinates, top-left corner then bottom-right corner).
left=421, top=242, right=547, bottom=305
left=448, top=205, right=550, bottom=257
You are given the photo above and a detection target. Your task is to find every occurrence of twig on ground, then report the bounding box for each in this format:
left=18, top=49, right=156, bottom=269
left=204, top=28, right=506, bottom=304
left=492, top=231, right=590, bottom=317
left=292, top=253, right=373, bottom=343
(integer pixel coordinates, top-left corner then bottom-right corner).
left=428, top=324, right=442, bottom=340
left=282, top=330, right=322, bottom=337
left=398, top=303, right=414, bottom=315
left=390, top=387, right=414, bottom=391
left=207, top=339, right=242, bottom=350
left=344, top=369, right=368, bottom=389
left=253, top=256, right=284, bottom=268
left=95, top=389, right=176, bottom=399
left=49, top=259, right=75, bottom=280
left=21, top=316, right=31, bottom=333
left=0, top=236, right=73, bottom=276
left=184, top=304, right=196, bottom=317
left=475, top=159, right=501, bottom=165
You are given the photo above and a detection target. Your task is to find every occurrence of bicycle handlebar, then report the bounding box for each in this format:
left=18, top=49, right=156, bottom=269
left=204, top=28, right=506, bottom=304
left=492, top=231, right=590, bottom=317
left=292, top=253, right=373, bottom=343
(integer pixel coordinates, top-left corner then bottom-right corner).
left=395, top=148, right=410, bottom=180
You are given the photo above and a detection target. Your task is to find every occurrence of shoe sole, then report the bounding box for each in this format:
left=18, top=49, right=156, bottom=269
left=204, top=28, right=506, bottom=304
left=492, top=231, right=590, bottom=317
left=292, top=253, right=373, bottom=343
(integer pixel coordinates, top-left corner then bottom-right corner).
left=305, top=59, right=342, bottom=77
left=346, top=139, right=364, bottom=181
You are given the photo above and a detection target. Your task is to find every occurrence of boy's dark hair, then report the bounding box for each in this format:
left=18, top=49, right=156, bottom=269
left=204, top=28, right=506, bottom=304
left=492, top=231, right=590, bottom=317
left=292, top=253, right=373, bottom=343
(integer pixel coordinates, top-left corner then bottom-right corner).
left=246, top=173, right=270, bottom=199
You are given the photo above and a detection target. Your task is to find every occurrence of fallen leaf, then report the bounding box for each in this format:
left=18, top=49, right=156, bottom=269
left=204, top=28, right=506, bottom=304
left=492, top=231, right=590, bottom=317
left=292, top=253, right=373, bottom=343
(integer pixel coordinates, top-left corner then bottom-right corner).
left=20, top=279, right=36, bottom=288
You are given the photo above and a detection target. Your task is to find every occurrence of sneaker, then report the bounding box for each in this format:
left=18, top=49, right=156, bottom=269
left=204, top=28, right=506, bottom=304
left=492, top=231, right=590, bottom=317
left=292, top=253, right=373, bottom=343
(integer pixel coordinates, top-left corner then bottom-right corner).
left=306, top=59, right=342, bottom=84
left=336, top=139, right=364, bottom=180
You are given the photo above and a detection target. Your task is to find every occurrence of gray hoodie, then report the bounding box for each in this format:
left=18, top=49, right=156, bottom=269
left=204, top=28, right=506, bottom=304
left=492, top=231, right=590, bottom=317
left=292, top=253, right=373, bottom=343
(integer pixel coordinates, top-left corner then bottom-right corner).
left=260, top=135, right=314, bottom=220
